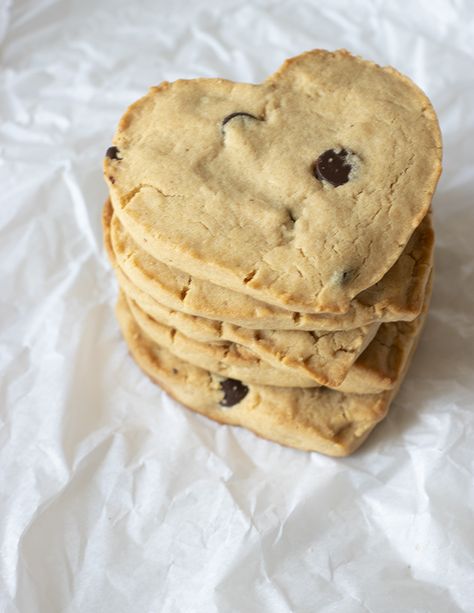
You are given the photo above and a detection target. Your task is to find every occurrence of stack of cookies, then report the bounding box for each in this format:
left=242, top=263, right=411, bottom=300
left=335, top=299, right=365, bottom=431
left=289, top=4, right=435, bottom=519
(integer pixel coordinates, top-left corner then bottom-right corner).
left=103, top=50, right=441, bottom=456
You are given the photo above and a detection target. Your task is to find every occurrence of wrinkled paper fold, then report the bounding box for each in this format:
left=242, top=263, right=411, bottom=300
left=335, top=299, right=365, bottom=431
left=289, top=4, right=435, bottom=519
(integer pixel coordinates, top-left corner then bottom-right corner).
left=1, top=1, right=473, bottom=611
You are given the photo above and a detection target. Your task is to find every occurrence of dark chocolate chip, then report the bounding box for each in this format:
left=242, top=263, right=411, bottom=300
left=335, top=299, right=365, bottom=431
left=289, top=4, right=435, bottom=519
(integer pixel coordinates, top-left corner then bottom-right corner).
left=219, top=378, right=249, bottom=407
left=313, top=149, right=352, bottom=187
left=332, top=269, right=357, bottom=286
left=222, top=112, right=260, bottom=130
left=340, top=269, right=354, bottom=284
left=106, top=146, right=121, bottom=160
left=292, top=312, right=301, bottom=324
left=172, top=368, right=178, bottom=374
left=108, top=175, right=115, bottom=184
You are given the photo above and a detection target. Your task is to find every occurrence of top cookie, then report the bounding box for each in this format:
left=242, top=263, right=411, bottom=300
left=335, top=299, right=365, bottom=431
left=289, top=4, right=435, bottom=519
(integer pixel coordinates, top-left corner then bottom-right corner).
left=105, top=49, right=441, bottom=314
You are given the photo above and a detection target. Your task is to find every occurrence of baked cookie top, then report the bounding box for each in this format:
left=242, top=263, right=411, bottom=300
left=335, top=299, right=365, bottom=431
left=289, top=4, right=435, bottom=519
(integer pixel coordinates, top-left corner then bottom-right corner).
left=105, top=49, right=441, bottom=313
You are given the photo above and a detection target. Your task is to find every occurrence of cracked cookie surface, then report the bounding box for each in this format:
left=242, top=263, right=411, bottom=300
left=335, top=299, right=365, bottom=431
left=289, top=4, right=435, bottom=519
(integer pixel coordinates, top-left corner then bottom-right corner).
left=123, top=278, right=429, bottom=394
left=103, top=200, right=434, bottom=331
left=125, top=292, right=375, bottom=388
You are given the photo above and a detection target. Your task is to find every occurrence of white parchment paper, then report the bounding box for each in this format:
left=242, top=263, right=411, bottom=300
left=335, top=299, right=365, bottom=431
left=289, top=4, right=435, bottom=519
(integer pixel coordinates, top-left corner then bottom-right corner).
left=1, top=1, right=473, bottom=611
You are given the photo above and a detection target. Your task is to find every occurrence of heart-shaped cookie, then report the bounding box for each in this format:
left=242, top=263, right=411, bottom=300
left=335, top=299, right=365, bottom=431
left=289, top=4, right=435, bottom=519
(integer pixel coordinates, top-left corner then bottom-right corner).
left=105, top=49, right=441, bottom=313
left=115, top=290, right=429, bottom=456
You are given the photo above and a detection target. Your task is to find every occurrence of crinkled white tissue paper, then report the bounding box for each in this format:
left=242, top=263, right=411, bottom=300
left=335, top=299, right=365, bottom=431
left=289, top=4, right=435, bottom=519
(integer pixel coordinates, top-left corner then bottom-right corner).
left=1, top=1, right=473, bottom=611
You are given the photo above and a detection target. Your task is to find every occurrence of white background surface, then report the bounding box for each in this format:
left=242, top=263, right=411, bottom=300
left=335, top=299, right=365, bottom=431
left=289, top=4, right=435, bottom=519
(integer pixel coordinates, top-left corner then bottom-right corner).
left=1, top=1, right=474, bottom=611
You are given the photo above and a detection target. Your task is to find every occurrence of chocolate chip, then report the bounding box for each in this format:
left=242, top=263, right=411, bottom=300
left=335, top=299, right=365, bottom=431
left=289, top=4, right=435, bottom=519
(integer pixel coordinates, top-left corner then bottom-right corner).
left=313, top=149, right=352, bottom=186
left=341, top=270, right=354, bottom=284
left=108, top=175, right=115, bottom=184
left=333, top=269, right=357, bottom=286
left=222, top=112, right=260, bottom=131
left=172, top=368, right=178, bottom=374
left=106, top=146, right=121, bottom=160
left=219, top=378, right=249, bottom=407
